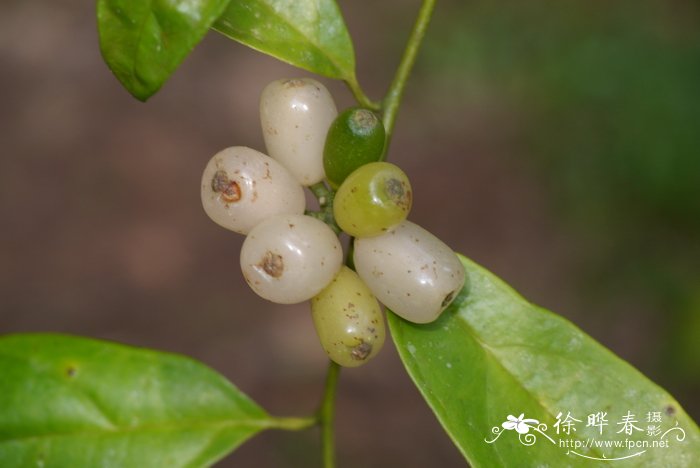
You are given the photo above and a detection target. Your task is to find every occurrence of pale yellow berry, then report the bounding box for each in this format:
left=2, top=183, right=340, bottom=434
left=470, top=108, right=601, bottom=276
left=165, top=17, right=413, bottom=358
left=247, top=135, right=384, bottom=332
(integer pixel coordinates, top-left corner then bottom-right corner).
left=311, top=267, right=385, bottom=367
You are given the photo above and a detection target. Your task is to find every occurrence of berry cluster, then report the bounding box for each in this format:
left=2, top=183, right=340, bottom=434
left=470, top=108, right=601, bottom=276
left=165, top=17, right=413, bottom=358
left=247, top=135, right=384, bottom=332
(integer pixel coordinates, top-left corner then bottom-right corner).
left=201, top=78, right=466, bottom=367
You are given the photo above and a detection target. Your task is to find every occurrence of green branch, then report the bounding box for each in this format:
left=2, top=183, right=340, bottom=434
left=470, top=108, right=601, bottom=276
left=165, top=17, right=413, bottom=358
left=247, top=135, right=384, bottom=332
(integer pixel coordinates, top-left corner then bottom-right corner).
left=267, top=361, right=341, bottom=468
left=307, top=182, right=341, bottom=234
left=267, top=415, right=317, bottom=431
left=380, top=0, right=436, bottom=158
left=346, top=76, right=381, bottom=111
left=318, top=360, right=341, bottom=468
left=306, top=3, right=438, bottom=467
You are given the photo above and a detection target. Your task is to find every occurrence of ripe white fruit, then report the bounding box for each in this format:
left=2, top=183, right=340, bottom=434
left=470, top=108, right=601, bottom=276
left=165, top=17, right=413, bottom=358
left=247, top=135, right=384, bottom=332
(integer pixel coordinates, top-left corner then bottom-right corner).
left=260, top=78, right=338, bottom=186
left=240, top=214, right=343, bottom=304
left=201, top=146, right=305, bottom=235
left=353, top=221, right=466, bottom=324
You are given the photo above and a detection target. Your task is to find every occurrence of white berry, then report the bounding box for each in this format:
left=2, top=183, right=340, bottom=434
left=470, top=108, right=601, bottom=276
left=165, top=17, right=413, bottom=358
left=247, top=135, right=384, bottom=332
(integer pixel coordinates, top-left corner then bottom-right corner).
left=260, top=78, right=338, bottom=186
left=353, top=221, right=466, bottom=323
left=240, top=214, right=343, bottom=304
left=200, top=146, right=305, bottom=235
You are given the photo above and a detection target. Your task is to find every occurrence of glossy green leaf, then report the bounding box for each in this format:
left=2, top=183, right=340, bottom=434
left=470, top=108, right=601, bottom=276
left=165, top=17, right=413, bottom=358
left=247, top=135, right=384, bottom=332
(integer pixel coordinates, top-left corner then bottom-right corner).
left=213, top=0, right=356, bottom=81
left=389, top=255, right=700, bottom=466
left=0, top=334, right=273, bottom=467
left=97, top=0, right=231, bottom=100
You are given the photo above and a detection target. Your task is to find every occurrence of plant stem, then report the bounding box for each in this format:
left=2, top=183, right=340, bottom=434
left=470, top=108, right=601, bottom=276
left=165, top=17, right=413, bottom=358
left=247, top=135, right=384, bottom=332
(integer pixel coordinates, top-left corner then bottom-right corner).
left=380, top=0, right=436, bottom=158
left=304, top=4, right=436, bottom=466
left=307, top=182, right=340, bottom=234
left=318, top=360, right=341, bottom=468
left=309, top=182, right=333, bottom=208
left=267, top=361, right=340, bottom=468
left=346, top=76, right=381, bottom=111
left=267, top=415, right=318, bottom=431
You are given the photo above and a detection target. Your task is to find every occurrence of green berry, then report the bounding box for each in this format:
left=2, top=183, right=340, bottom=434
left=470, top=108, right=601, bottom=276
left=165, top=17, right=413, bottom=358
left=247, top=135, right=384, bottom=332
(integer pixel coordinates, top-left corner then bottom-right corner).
left=311, top=266, right=385, bottom=367
left=333, top=162, right=412, bottom=238
left=323, top=107, right=385, bottom=188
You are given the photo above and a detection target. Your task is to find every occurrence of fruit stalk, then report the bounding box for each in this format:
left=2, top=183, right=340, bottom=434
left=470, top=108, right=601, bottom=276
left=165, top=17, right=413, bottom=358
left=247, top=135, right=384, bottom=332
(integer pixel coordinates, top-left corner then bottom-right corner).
left=308, top=182, right=341, bottom=234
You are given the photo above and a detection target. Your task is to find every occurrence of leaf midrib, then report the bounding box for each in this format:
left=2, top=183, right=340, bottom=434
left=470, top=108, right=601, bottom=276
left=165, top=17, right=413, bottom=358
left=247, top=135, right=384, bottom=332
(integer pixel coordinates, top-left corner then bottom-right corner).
left=0, top=350, right=269, bottom=445
left=213, top=0, right=352, bottom=79
left=394, top=298, right=607, bottom=464
left=0, top=416, right=273, bottom=445
left=457, top=300, right=608, bottom=461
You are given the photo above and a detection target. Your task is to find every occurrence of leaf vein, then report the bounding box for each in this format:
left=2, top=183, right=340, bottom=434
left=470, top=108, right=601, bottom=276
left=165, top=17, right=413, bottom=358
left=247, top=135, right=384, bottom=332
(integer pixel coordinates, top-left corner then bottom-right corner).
left=213, top=0, right=352, bottom=79
left=0, top=418, right=273, bottom=445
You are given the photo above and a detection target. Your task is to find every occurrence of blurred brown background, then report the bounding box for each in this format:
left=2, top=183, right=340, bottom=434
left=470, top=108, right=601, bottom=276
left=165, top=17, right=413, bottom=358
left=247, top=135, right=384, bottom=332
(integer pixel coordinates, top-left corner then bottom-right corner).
left=1, top=0, right=699, bottom=466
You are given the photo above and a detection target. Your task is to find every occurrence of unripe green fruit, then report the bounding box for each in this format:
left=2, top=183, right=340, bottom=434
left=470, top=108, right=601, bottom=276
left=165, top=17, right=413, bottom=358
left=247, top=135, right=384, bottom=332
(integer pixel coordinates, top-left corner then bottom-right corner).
left=333, top=162, right=412, bottom=238
left=354, top=221, right=466, bottom=324
left=311, top=266, right=385, bottom=367
left=260, top=78, right=337, bottom=186
left=323, top=107, right=386, bottom=188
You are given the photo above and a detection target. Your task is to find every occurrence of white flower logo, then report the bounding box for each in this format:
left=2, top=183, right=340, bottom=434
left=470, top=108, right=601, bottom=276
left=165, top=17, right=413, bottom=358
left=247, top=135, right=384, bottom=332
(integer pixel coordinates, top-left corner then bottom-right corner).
left=485, top=413, right=552, bottom=446
left=502, top=413, right=540, bottom=434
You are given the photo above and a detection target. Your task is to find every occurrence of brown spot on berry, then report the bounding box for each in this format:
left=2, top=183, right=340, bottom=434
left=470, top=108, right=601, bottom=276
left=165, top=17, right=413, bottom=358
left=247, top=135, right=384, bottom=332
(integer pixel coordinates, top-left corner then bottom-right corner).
left=384, top=178, right=411, bottom=210
left=283, top=79, right=306, bottom=89
left=665, top=405, right=676, bottom=416
left=441, top=290, right=456, bottom=308
left=350, top=341, right=372, bottom=361
left=258, top=251, right=284, bottom=278
left=212, top=170, right=242, bottom=203
left=65, top=366, right=77, bottom=378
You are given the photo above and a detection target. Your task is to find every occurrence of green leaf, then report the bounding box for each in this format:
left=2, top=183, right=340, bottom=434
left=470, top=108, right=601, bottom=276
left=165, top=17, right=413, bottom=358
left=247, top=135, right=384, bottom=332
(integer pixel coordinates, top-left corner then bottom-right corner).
left=389, top=255, right=700, bottom=467
left=0, top=334, right=273, bottom=467
left=213, top=0, right=356, bottom=81
left=97, top=0, right=231, bottom=100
